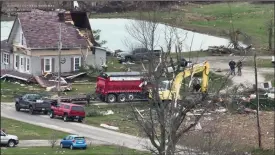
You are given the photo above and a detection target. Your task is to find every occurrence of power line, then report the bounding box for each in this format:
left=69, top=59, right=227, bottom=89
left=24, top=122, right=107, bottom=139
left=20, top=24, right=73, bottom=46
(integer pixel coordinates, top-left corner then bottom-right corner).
left=57, top=23, right=62, bottom=104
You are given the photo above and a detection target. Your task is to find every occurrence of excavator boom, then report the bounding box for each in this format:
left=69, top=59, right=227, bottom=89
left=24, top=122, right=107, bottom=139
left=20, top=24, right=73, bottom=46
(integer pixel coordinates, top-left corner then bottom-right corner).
left=159, top=61, right=210, bottom=100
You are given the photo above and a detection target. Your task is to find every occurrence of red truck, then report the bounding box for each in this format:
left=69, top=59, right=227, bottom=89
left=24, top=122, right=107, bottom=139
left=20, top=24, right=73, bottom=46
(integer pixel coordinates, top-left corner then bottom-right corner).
left=95, top=72, right=149, bottom=103
left=49, top=102, right=85, bottom=122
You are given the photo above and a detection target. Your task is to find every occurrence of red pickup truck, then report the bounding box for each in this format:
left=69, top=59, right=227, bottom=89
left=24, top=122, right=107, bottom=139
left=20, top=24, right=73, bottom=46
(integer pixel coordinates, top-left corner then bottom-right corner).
left=49, top=103, right=85, bottom=122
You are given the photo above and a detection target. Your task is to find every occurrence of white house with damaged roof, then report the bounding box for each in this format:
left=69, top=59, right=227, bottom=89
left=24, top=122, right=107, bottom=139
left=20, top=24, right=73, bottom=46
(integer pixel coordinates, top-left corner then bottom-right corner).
left=1, top=10, right=107, bottom=77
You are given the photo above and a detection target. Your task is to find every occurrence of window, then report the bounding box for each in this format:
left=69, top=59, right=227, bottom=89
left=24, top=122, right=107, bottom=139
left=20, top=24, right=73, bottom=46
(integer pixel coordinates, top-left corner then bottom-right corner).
left=65, top=136, right=70, bottom=140
left=71, top=106, right=84, bottom=112
left=1, top=131, right=6, bottom=136
left=68, top=136, right=73, bottom=140
left=15, top=55, right=19, bottom=68
left=44, top=58, right=52, bottom=72
left=74, top=57, right=81, bottom=71
left=64, top=105, right=70, bottom=109
left=2, top=53, right=9, bottom=64
left=23, top=58, right=26, bottom=71
left=74, top=137, right=85, bottom=140
left=20, top=57, right=23, bottom=66
left=26, top=58, right=30, bottom=71
left=22, top=94, right=29, bottom=100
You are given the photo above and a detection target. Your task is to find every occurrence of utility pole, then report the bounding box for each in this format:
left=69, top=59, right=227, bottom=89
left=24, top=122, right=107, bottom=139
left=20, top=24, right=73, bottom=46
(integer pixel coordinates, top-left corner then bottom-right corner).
left=253, top=52, right=262, bottom=149
left=58, top=23, right=62, bottom=103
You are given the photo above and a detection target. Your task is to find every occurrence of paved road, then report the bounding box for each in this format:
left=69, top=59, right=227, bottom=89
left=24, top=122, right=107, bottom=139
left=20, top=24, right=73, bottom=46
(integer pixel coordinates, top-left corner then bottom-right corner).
left=1, top=103, right=151, bottom=151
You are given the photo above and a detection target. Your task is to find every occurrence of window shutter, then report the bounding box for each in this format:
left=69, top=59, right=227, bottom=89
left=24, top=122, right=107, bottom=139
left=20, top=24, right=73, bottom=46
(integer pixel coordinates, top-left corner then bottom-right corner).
left=52, top=58, right=55, bottom=73
left=71, top=57, right=74, bottom=72
left=13, top=54, right=15, bottom=69
left=81, top=56, right=84, bottom=67
left=41, top=58, right=44, bottom=74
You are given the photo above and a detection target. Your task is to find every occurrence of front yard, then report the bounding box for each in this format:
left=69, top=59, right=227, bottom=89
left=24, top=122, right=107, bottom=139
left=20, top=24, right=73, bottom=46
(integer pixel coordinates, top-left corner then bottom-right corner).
left=1, top=146, right=149, bottom=155
left=1, top=117, right=68, bottom=140
left=0, top=81, right=96, bottom=102
left=84, top=103, right=148, bottom=136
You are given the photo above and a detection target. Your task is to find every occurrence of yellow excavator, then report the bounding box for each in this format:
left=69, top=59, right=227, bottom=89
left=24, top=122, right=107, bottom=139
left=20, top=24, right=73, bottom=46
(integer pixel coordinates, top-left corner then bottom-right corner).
left=151, top=61, right=210, bottom=101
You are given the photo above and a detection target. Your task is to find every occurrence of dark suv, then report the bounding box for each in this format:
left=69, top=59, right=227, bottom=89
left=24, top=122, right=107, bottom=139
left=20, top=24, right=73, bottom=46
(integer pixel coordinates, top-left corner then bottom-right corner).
left=117, top=48, right=161, bottom=63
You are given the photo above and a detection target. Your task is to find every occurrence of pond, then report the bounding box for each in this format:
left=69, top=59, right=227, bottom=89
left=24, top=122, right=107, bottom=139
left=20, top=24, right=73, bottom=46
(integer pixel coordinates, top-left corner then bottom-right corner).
left=1, top=18, right=245, bottom=52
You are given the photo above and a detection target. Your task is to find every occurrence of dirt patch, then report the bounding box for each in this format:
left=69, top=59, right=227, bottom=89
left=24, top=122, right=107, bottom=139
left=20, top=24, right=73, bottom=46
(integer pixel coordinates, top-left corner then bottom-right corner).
left=217, top=112, right=274, bottom=149
left=181, top=112, right=274, bottom=151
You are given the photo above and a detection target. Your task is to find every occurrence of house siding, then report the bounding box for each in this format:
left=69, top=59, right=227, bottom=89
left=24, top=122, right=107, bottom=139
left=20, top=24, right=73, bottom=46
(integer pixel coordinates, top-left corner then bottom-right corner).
left=11, top=19, right=27, bottom=47
left=31, top=54, right=91, bottom=75
left=31, top=56, right=41, bottom=75
left=94, top=48, right=107, bottom=68
left=7, top=19, right=18, bottom=45
left=1, top=49, right=106, bottom=75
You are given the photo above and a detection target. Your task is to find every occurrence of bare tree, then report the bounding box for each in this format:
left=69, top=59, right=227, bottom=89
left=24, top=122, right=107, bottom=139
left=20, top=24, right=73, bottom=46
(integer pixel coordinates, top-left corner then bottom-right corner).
left=48, top=130, right=58, bottom=148
left=124, top=6, right=238, bottom=155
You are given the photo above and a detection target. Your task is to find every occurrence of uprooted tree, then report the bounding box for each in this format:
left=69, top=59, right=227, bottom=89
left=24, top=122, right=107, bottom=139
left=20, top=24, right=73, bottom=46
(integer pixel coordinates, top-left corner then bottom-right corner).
left=125, top=6, right=243, bottom=155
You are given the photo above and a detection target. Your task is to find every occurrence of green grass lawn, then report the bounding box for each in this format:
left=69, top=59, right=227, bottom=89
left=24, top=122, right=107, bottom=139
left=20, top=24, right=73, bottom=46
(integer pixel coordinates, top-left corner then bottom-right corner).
left=1, top=81, right=45, bottom=102
left=251, top=149, right=275, bottom=155
left=84, top=103, right=149, bottom=136
left=170, top=51, right=212, bottom=58
left=93, top=2, right=274, bottom=52
left=0, top=80, right=96, bottom=102
left=106, top=56, right=129, bottom=72
left=1, top=117, right=68, bottom=140
left=0, top=146, right=149, bottom=155
left=243, top=58, right=274, bottom=68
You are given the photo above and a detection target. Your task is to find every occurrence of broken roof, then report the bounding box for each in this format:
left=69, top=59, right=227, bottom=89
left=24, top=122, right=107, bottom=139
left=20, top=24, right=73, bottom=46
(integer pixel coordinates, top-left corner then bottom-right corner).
left=17, top=10, right=88, bottom=49
left=1, top=70, right=34, bottom=82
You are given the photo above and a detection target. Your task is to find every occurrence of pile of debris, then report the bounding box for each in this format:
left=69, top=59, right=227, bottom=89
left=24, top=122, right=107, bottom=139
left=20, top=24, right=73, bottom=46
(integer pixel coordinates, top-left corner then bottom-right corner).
left=0, top=69, right=87, bottom=92
left=205, top=45, right=252, bottom=56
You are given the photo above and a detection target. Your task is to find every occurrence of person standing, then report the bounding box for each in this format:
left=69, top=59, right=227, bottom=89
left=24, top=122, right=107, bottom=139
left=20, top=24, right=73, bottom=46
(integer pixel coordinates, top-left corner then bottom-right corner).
left=236, top=60, right=243, bottom=76
left=86, top=94, right=91, bottom=106
left=192, top=77, right=202, bottom=92
left=229, top=60, right=236, bottom=75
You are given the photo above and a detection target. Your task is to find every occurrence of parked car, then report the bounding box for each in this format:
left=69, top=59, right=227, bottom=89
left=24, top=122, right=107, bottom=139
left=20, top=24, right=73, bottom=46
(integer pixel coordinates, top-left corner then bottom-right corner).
left=60, top=135, right=87, bottom=150
left=49, top=103, right=85, bottom=122
left=117, top=48, right=161, bottom=63
left=15, top=94, right=55, bottom=115
left=1, top=130, right=19, bottom=147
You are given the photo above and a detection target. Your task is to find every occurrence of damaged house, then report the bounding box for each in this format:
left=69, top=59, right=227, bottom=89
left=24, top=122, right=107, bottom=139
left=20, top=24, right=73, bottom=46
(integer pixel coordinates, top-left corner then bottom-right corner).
left=1, top=10, right=107, bottom=83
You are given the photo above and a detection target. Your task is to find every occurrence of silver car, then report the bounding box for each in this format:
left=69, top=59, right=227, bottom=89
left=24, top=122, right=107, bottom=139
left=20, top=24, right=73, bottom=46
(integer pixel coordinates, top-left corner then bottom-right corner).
left=1, top=130, right=19, bottom=147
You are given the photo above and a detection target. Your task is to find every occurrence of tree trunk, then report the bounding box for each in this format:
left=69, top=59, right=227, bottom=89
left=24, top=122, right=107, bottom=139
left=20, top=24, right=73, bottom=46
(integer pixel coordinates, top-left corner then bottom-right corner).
left=166, top=140, right=176, bottom=155
left=254, top=53, right=262, bottom=149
